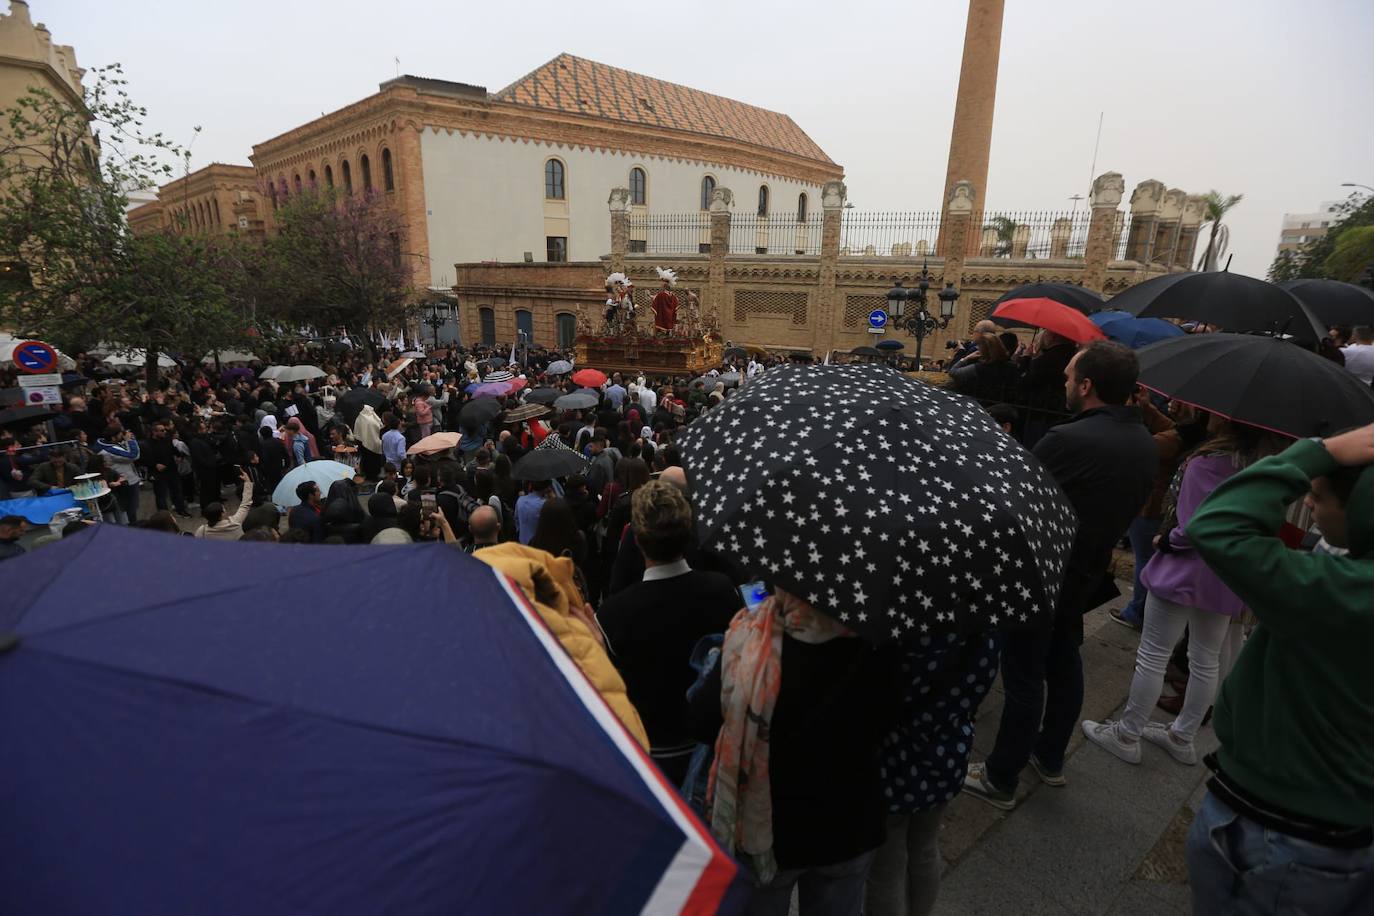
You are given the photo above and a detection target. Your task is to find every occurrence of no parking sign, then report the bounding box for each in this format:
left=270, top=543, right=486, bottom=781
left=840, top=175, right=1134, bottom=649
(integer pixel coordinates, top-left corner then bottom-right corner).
left=11, top=339, right=58, bottom=374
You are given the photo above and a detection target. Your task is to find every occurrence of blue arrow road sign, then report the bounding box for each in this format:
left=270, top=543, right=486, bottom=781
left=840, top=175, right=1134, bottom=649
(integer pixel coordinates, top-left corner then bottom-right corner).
left=868, top=309, right=888, bottom=329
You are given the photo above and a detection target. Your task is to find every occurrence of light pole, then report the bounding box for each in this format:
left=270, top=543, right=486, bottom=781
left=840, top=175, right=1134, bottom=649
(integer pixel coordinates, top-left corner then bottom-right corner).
left=1341, top=182, right=1374, bottom=195
left=420, top=300, right=451, bottom=351
left=887, top=261, right=959, bottom=370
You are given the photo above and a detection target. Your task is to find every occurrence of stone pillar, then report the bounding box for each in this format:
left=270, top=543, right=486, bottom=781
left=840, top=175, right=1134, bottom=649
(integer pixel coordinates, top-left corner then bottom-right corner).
left=1011, top=224, right=1031, bottom=259
left=706, top=187, right=733, bottom=333
left=1124, top=179, right=1165, bottom=263
left=939, top=180, right=978, bottom=257
left=1154, top=188, right=1186, bottom=267
left=1082, top=171, right=1125, bottom=294
left=942, top=180, right=975, bottom=335
left=940, top=0, right=1005, bottom=238
left=1049, top=217, right=1073, bottom=259
left=816, top=181, right=846, bottom=354
left=1177, top=194, right=1206, bottom=271
left=608, top=187, right=630, bottom=275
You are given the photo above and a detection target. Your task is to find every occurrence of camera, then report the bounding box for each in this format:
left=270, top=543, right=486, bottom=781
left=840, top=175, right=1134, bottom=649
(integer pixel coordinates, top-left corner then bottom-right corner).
left=945, top=340, right=959, bottom=350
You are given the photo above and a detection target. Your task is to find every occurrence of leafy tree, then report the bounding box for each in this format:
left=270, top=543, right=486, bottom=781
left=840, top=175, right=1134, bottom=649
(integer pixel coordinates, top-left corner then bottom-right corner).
left=1267, top=194, right=1374, bottom=282
left=1196, top=190, right=1244, bottom=271
left=1322, top=226, right=1374, bottom=284
left=983, top=216, right=1019, bottom=257
left=0, top=65, right=251, bottom=384
left=261, top=186, right=417, bottom=359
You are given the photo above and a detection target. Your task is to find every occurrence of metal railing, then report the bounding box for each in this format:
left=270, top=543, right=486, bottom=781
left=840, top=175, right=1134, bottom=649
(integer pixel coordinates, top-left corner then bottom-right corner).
left=729, top=214, right=824, bottom=256
left=839, top=211, right=943, bottom=258
left=975, top=210, right=1092, bottom=260
left=627, top=213, right=711, bottom=255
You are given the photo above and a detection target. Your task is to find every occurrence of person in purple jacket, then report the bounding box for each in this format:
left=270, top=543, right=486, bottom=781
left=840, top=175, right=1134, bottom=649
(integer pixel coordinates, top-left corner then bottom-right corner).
left=1081, top=416, right=1288, bottom=767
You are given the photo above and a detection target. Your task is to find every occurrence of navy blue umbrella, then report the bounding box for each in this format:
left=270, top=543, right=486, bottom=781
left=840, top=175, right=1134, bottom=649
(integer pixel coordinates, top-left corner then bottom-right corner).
left=1090, top=310, right=1186, bottom=349
left=0, top=526, right=742, bottom=915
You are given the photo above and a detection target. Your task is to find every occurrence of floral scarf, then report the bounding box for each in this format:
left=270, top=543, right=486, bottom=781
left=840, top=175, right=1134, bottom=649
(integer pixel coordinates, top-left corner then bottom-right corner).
left=708, top=588, right=850, bottom=883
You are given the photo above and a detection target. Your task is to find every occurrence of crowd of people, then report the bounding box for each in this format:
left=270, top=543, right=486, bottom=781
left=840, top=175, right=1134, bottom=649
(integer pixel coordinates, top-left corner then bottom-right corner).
left=1, top=326, right=1371, bottom=916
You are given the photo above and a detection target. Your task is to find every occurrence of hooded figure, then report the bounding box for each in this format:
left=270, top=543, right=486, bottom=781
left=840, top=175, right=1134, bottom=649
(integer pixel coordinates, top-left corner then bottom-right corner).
left=353, top=404, right=384, bottom=479
left=360, top=492, right=400, bottom=543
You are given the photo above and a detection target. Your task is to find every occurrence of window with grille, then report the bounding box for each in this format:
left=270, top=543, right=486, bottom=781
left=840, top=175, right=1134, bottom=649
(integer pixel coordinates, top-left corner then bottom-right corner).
left=545, top=160, right=565, bottom=200
left=556, top=313, right=577, bottom=348
left=844, top=294, right=884, bottom=328
left=629, top=239, right=647, bottom=253
left=733, top=290, right=809, bottom=325
left=516, top=309, right=534, bottom=345
left=479, top=308, right=496, bottom=346
left=967, top=298, right=995, bottom=333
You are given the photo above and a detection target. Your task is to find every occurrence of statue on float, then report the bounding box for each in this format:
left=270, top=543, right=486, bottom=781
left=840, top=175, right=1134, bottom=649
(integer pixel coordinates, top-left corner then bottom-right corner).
left=650, top=267, right=679, bottom=336
left=603, top=272, right=636, bottom=334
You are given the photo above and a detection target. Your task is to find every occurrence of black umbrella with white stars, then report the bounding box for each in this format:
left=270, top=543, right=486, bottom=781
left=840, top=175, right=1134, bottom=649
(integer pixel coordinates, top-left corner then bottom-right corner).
left=677, top=364, right=1076, bottom=641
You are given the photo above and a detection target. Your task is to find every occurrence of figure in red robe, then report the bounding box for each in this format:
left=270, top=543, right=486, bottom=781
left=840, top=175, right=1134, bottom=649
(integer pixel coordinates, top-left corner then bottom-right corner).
left=651, top=267, right=679, bottom=336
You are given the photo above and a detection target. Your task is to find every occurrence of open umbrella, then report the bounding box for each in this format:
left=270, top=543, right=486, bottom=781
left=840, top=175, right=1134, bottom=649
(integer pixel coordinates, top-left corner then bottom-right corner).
left=472, top=382, right=513, bottom=399
left=1135, top=333, right=1374, bottom=438
left=525, top=387, right=562, bottom=405
left=271, top=460, right=357, bottom=507
left=554, top=391, right=599, bottom=411
left=851, top=346, right=883, bottom=358
left=1107, top=271, right=1325, bottom=343
left=272, top=365, right=326, bottom=384
left=385, top=357, right=414, bottom=378
left=503, top=403, right=550, bottom=423
left=483, top=369, right=515, bottom=384
left=102, top=349, right=176, bottom=369
left=335, top=387, right=389, bottom=424
left=875, top=339, right=905, bottom=351
left=677, top=364, right=1076, bottom=639
left=0, top=405, right=53, bottom=428
left=1089, top=310, right=1186, bottom=349
left=717, top=372, right=742, bottom=387
left=513, top=435, right=589, bottom=481
left=992, top=282, right=1104, bottom=315
left=992, top=298, right=1107, bottom=343
left=1278, top=279, right=1374, bottom=328
left=723, top=346, right=748, bottom=361
left=219, top=367, right=256, bottom=385
left=546, top=359, right=574, bottom=376
left=202, top=350, right=258, bottom=365
left=571, top=368, right=608, bottom=388
left=258, top=365, right=286, bottom=380
left=407, top=432, right=462, bottom=456
left=0, top=526, right=742, bottom=915
left=457, top=397, right=503, bottom=429
left=400, top=350, right=426, bottom=359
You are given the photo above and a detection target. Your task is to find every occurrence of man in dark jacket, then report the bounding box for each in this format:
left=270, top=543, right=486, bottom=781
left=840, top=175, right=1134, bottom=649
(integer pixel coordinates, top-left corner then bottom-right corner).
left=287, top=481, right=324, bottom=543
left=964, top=340, right=1156, bottom=808
left=188, top=419, right=224, bottom=514
left=141, top=421, right=189, bottom=517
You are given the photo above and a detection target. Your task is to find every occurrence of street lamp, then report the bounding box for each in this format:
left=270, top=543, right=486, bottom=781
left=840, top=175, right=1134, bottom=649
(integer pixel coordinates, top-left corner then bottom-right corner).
left=420, top=300, right=451, bottom=350
left=886, top=260, right=958, bottom=369
left=1341, top=182, right=1374, bottom=195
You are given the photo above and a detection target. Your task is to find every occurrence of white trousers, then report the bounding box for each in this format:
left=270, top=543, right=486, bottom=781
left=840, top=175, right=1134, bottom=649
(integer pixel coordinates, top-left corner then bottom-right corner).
left=1120, top=593, right=1232, bottom=741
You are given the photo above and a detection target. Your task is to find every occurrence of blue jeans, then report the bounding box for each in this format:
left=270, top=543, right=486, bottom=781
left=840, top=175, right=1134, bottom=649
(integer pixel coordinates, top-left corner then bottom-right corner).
left=745, top=849, right=876, bottom=916
left=1121, top=515, right=1160, bottom=624
left=1187, top=791, right=1374, bottom=914
left=984, top=614, right=1083, bottom=791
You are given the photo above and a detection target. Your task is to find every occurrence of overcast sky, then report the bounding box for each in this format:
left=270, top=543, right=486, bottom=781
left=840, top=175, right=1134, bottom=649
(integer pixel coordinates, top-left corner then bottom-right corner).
left=33, top=0, right=1374, bottom=276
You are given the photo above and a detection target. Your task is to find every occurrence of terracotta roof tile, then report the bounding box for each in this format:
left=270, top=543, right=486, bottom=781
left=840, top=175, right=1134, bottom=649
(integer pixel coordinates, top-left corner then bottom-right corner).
left=495, top=54, right=833, bottom=165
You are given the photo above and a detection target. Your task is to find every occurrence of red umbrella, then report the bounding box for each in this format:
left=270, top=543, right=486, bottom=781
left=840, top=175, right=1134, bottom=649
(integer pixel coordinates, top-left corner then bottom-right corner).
left=571, top=368, right=607, bottom=388
left=992, top=297, right=1107, bottom=344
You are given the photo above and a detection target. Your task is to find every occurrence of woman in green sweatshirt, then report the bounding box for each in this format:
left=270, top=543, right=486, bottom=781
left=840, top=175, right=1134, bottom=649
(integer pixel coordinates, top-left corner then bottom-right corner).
left=1184, top=423, right=1374, bottom=914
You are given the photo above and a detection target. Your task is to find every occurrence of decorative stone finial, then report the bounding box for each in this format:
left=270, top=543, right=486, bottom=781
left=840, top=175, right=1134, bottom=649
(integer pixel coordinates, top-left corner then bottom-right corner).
left=822, top=181, right=847, bottom=210
left=709, top=187, right=733, bottom=213
left=1160, top=189, right=1186, bottom=220
left=607, top=187, right=630, bottom=213
left=1129, top=180, right=1166, bottom=213
left=946, top=180, right=976, bottom=215
left=1182, top=194, right=1207, bottom=226
left=1090, top=172, right=1125, bottom=209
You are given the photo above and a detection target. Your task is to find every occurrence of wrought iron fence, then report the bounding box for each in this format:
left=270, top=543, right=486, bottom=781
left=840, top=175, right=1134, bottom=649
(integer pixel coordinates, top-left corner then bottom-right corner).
left=627, top=213, right=712, bottom=255
left=975, top=210, right=1092, bottom=260
left=839, top=211, right=943, bottom=258
left=728, top=214, right=824, bottom=256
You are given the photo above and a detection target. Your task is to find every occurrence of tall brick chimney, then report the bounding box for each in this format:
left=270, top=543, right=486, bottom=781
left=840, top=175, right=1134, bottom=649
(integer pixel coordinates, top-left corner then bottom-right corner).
left=940, top=0, right=1005, bottom=234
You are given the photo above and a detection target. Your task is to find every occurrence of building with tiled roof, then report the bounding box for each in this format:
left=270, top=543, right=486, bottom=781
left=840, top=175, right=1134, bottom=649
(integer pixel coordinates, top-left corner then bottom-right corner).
left=240, top=54, right=842, bottom=346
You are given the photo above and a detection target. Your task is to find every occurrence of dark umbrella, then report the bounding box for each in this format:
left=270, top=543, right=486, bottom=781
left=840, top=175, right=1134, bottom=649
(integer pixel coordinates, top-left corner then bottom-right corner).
left=992, top=282, right=1104, bottom=315
left=851, top=346, right=883, bottom=357
left=676, top=364, right=1077, bottom=640
left=219, top=367, right=255, bottom=385
left=512, top=435, right=589, bottom=481
left=336, top=386, right=390, bottom=424
left=1107, top=271, right=1325, bottom=343
left=546, top=359, right=574, bottom=376
left=723, top=346, right=748, bottom=361
left=554, top=392, right=598, bottom=411
left=1278, top=279, right=1374, bottom=328
left=525, top=387, right=562, bottom=405
left=1135, top=333, right=1374, bottom=438
left=718, top=372, right=742, bottom=387
left=457, top=397, right=503, bottom=428
left=875, top=339, right=905, bottom=351
left=0, top=405, right=52, bottom=427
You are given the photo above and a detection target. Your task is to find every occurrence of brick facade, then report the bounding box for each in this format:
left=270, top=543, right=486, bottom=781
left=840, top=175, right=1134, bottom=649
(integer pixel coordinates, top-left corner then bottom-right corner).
left=129, top=163, right=265, bottom=238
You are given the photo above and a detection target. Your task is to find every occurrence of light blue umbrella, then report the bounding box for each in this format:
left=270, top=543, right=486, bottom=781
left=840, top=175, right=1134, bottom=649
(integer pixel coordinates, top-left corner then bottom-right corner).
left=272, top=460, right=356, bottom=508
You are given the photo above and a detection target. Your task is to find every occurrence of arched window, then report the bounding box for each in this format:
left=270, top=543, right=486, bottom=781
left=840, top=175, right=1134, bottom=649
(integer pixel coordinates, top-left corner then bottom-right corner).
left=757, top=185, right=769, bottom=217
left=700, top=175, right=716, bottom=211
left=544, top=159, right=565, bottom=200
left=797, top=192, right=808, bottom=222
left=324, top=164, right=333, bottom=189
left=382, top=148, right=395, bottom=192
left=307, top=169, right=316, bottom=186
left=515, top=309, right=534, bottom=345
left=629, top=167, right=646, bottom=206
left=556, top=313, right=577, bottom=349
left=479, top=307, right=496, bottom=346
left=341, top=160, right=352, bottom=194
left=360, top=154, right=372, bottom=192
left=292, top=174, right=301, bottom=193
left=269, top=185, right=278, bottom=210
left=212, top=198, right=221, bottom=225
left=278, top=177, right=288, bottom=200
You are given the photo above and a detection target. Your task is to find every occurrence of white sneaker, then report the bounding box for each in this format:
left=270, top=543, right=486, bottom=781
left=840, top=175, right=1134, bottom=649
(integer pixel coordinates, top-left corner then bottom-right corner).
left=1143, top=722, right=1198, bottom=766
left=1081, top=720, right=1141, bottom=764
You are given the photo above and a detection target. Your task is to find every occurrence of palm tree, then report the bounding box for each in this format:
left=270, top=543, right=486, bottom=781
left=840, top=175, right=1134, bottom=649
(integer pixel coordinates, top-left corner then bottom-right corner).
left=984, top=216, right=1019, bottom=257
left=1197, top=190, right=1243, bottom=271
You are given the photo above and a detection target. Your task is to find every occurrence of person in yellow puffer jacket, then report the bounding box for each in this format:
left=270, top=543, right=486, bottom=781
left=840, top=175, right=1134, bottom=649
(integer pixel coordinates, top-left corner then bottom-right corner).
left=474, top=542, right=649, bottom=750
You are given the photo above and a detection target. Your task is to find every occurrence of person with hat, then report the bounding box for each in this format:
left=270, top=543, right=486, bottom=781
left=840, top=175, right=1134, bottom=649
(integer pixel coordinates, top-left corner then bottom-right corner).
left=651, top=268, right=680, bottom=337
